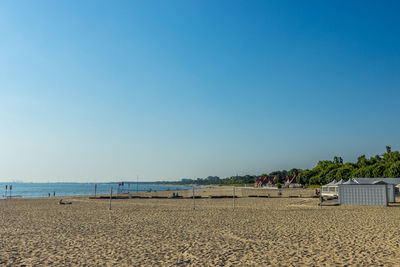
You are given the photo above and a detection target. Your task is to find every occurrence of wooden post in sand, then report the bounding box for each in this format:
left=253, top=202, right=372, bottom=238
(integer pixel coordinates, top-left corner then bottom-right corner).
left=233, top=186, right=236, bottom=210
left=109, top=187, right=113, bottom=210
left=192, top=186, right=195, bottom=210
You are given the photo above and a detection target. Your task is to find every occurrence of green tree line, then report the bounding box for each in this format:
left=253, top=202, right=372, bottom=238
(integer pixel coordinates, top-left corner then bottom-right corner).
left=155, top=146, right=400, bottom=186
left=173, top=175, right=256, bottom=186
left=296, top=146, right=400, bottom=185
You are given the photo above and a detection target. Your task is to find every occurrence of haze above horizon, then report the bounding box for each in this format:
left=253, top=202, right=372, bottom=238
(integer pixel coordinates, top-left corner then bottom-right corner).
left=1, top=0, right=399, bottom=182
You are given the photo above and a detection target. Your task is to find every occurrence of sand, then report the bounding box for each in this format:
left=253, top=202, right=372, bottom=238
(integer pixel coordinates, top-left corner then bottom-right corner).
left=1, top=186, right=400, bottom=266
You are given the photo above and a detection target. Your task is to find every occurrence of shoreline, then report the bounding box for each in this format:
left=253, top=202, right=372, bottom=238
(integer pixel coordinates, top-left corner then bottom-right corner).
left=12, top=186, right=317, bottom=200
left=0, top=183, right=204, bottom=200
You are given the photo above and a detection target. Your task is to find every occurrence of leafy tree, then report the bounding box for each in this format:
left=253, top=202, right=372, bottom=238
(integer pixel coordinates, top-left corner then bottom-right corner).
left=309, top=175, right=322, bottom=185
left=357, top=155, right=368, bottom=168
left=335, top=166, right=353, bottom=180
left=288, top=168, right=298, bottom=177
left=383, top=162, right=400, bottom=177
left=296, top=170, right=314, bottom=184
left=372, top=163, right=386, bottom=177
left=273, top=175, right=282, bottom=184
left=333, top=156, right=343, bottom=164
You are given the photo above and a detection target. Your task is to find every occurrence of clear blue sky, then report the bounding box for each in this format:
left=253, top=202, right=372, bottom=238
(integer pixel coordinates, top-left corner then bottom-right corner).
left=0, top=0, right=399, bottom=182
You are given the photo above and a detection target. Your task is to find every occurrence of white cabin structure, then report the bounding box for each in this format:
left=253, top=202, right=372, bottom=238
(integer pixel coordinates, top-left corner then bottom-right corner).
left=320, top=179, right=344, bottom=197
left=321, top=178, right=400, bottom=206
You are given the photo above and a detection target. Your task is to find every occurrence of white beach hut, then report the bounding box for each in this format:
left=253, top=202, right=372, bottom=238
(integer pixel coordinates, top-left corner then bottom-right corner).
left=337, top=178, right=397, bottom=206
left=321, top=177, right=398, bottom=206
left=338, top=182, right=389, bottom=206
left=321, top=179, right=339, bottom=197
left=352, top=179, right=397, bottom=203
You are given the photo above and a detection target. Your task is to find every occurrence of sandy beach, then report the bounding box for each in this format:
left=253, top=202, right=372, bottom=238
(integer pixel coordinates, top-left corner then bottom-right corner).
left=1, top=186, right=400, bottom=266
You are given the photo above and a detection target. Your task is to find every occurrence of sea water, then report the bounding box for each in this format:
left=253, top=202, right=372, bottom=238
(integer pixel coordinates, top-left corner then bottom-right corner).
left=0, top=182, right=199, bottom=198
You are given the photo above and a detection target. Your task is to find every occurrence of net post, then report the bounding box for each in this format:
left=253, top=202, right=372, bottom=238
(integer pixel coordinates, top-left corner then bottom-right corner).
left=109, top=187, right=113, bottom=210
left=192, top=186, right=195, bottom=210
left=233, top=186, right=236, bottom=210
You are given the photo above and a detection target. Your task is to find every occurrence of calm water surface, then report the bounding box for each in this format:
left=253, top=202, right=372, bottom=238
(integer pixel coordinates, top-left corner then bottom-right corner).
left=0, top=182, right=199, bottom=198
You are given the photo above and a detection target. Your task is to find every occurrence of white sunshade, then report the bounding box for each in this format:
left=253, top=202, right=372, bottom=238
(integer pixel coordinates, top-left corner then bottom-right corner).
left=326, top=179, right=337, bottom=185
left=343, top=178, right=358, bottom=185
